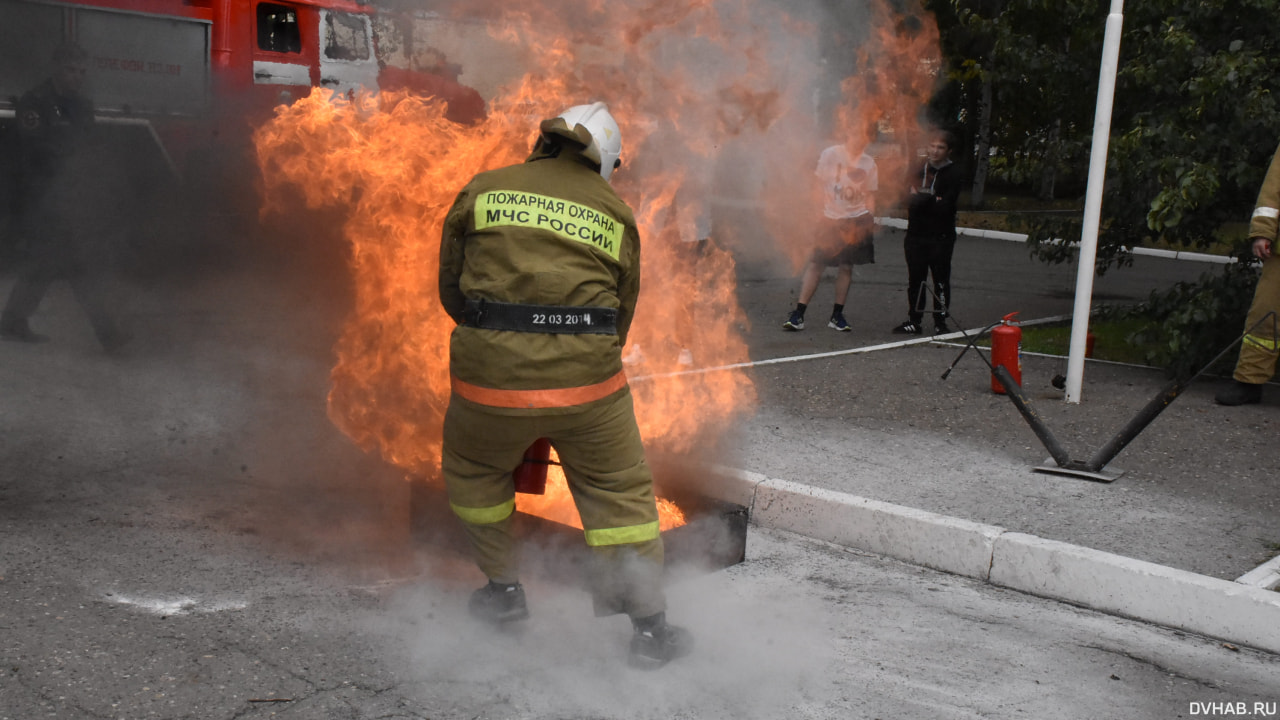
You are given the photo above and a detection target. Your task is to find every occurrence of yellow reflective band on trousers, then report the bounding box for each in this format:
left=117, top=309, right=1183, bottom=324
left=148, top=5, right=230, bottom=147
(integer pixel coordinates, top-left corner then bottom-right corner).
left=1243, top=333, right=1280, bottom=352
left=451, top=497, right=515, bottom=525
left=583, top=520, right=661, bottom=547
left=475, top=190, right=624, bottom=262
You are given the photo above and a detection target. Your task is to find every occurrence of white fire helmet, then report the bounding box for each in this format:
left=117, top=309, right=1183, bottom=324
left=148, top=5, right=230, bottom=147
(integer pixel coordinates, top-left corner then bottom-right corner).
left=558, top=102, right=622, bottom=181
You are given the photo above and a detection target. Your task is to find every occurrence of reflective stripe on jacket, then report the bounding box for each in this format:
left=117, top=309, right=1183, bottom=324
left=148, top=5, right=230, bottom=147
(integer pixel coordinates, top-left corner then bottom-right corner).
left=450, top=369, right=628, bottom=409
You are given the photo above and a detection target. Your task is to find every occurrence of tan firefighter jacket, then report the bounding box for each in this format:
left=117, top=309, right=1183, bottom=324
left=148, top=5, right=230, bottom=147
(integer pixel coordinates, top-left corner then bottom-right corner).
left=1250, top=143, right=1280, bottom=242
left=439, top=118, right=641, bottom=411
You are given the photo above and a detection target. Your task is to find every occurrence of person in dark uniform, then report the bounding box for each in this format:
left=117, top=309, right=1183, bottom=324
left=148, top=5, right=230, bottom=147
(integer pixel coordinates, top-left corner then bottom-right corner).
left=438, top=102, right=693, bottom=669
left=0, top=42, right=129, bottom=352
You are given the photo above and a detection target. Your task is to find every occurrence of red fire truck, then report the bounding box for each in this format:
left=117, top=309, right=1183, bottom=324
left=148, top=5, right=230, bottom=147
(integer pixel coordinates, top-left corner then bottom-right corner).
left=0, top=0, right=484, bottom=248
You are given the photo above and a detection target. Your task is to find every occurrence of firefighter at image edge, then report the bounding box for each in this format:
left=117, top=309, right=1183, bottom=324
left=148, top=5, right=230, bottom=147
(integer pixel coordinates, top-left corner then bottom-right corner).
left=437, top=101, right=693, bottom=668
left=1218, top=141, right=1280, bottom=406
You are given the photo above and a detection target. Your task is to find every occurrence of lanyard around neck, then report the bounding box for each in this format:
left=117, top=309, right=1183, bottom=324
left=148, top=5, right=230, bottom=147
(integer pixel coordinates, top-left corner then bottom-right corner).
left=921, top=163, right=937, bottom=193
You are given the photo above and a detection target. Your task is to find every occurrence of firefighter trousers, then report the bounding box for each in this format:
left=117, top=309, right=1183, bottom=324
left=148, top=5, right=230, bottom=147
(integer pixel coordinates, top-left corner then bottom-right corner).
left=1235, top=254, right=1280, bottom=384
left=442, top=387, right=666, bottom=619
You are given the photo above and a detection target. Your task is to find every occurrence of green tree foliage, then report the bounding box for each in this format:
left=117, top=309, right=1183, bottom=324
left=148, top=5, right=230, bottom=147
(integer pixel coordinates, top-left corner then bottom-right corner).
left=1104, top=1, right=1280, bottom=260
left=931, top=1, right=1280, bottom=377
left=1116, top=260, right=1259, bottom=379
left=936, top=0, right=1280, bottom=268
left=927, top=0, right=1105, bottom=203
left=1027, top=1, right=1280, bottom=377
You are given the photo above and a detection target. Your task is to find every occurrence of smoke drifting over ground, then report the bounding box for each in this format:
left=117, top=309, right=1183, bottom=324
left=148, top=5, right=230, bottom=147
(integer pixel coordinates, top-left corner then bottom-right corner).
left=251, top=0, right=940, bottom=707
left=8, top=0, right=943, bottom=697
left=375, top=551, right=837, bottom=719
left=0, top=0, right=943, bottom=590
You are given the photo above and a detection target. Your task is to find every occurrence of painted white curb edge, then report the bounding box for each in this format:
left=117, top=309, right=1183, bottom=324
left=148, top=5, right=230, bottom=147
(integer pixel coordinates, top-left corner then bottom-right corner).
left=751, top=478, right=1002, bottom=581
left=701, top=463, right=1280, bottom=655
left=991, top=533, right=1280, bottom=654
left=1236, top=553, right=1280, bottom=591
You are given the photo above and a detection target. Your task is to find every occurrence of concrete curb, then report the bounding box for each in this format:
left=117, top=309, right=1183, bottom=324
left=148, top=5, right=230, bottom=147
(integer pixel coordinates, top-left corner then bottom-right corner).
left=751, top=478, right=1001, bottom=581
left=991, top=533, right=1280, bottom=653
left=1238, top=554, right=1280, bottom=591
left=698, top=464, right=1280, bottom=656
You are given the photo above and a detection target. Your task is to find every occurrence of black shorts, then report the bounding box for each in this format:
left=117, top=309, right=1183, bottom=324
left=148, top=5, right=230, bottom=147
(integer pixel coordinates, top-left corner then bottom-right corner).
left=811, top=215, right=875, bottom=266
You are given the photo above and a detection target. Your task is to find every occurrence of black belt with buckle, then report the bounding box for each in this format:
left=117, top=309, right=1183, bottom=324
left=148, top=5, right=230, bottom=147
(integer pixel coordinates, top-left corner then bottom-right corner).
left=463, top=299, right=618, bottom=335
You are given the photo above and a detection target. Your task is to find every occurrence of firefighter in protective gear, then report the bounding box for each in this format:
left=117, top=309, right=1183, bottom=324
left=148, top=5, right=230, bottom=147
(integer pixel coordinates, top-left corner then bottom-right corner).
left=438, top=102, right=692, bottom=668
left=1217, top=142, right=1280, bottom=406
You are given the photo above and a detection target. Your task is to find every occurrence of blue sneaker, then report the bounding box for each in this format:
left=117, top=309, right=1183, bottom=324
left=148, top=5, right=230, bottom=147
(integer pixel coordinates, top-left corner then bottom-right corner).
left=828, top=314, right=851, bottom=332
left=783, top=311, right=805, bottom=331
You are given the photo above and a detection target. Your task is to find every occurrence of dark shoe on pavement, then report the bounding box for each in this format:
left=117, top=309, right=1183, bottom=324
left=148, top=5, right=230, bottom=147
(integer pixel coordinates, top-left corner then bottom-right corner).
left=892, top=321, right=922, bottom=335
left=1214, top=381, right=1263, bottom=406
left=933, top=320, right=952, bottom=335
left=782, top=311, right=805, bottom=331
left=827, top=314, right=851, bottom=332
left=468, top=581, right=529, bottom=624
left=0, top=318, right=49, bottom=344
left=629, top=612, right=694, bottom=669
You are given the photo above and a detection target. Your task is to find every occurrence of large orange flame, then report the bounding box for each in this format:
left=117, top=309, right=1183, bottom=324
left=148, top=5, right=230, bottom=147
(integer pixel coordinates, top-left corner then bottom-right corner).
left=254, top=0, right=940, bottom=528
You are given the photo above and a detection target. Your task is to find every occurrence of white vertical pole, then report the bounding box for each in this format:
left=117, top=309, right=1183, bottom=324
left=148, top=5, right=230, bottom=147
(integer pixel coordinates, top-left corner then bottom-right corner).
left=1065, top=0, right=1125, bottom=403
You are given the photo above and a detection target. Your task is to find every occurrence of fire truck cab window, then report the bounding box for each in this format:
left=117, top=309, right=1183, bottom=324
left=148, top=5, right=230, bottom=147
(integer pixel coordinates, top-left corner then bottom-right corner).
left=257, top=3, right=302, bottom=54
left=323, top=12, right=370, bottom=61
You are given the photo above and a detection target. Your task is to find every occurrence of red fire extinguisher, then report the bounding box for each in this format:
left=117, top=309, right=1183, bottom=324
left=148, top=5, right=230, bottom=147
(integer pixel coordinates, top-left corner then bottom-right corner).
left=512, top=438, right=552, bottom=495
left=990, top=312, right=1022, bottom=394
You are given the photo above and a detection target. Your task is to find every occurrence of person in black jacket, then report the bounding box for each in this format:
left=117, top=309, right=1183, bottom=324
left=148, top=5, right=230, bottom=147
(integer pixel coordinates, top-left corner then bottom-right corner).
left=892, top=130, right=961, bottom=336
left=0, top=42, right=129, bottom=352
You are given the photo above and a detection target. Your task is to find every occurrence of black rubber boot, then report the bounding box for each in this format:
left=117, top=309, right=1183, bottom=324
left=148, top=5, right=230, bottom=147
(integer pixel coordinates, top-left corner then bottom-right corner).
left=628, top=612, right=693, bottom=669
left=468, top=581, right=529, bottom=624
left=1214, top=380, right=1263, bottom=406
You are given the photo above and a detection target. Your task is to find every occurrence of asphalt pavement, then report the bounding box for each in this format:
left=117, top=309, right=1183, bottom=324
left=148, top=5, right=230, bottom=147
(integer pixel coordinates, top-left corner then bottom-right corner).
left=2, top=225, right=1279, bottom=719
